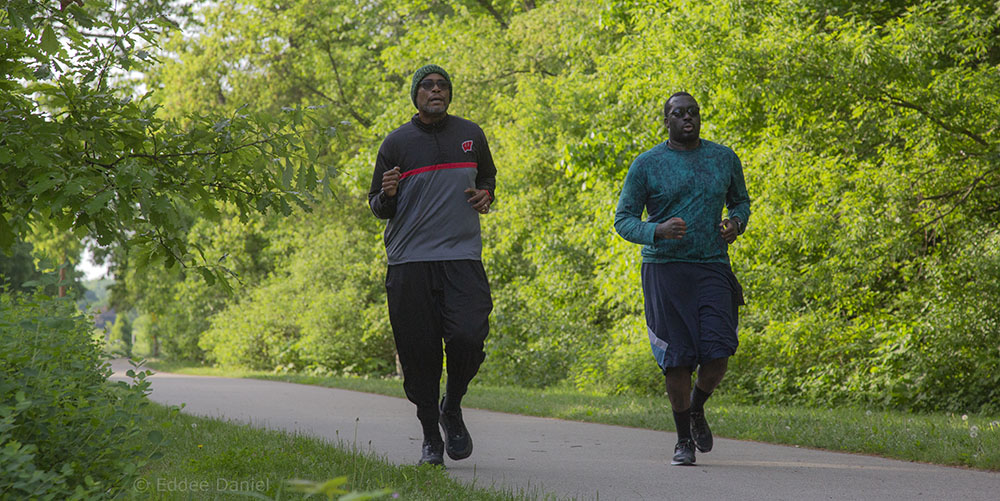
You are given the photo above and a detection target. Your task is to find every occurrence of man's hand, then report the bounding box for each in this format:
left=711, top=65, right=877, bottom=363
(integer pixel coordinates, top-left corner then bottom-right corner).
left=719, top=218, right=739, bottom=244
left=655, top=217, right=686, bottom=239
left=465, top=188, right=491, bottom=214
left=382, top=166, right=400, bottom=197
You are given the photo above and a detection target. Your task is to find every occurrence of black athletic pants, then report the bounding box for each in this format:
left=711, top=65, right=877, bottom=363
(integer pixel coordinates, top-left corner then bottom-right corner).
left=385, top=260, right=492, bottom=428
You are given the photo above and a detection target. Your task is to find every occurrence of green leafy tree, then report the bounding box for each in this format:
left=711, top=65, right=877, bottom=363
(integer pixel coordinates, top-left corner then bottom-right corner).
left=114, top=0, right=1000, bottom=414
left=1, top=1, right=332, bottom=284
left=0, top=241, right=48, bottom=293
left=594, top=0, right=1000, bottom=410
left=199, top=202, right=392, bottom=373
left=0, top=239, right=83, bottom=298
left=114, top=203, right=283, bottom=360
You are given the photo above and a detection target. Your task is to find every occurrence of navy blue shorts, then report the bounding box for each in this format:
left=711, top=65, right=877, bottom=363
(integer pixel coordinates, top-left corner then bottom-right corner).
left=641, top=262, right=743, bottom=371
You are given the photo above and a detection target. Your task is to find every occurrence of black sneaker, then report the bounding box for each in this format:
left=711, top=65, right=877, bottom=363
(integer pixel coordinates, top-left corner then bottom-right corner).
left=690, top=409, right=713, bottom=453
left=418, top=439, right=444, bottom=466
left=671, top=439, right=696, bottom=466
left=439, top=400, right=473, bottom=460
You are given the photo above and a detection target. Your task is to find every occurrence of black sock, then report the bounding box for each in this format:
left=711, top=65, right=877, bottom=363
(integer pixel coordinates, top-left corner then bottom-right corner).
left=673, top=409, right=692, bottom=441
left=691, top=385, right=712, bottom=414
left=421, top=419, right=442, bottom=443
left=418, top=406, right=442, bottom=443
left=441, top=392, right=462, bottom=413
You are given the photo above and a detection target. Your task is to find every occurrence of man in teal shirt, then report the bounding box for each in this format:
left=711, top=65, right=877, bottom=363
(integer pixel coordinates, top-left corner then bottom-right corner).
left=615, top=92, right=751, bottom=466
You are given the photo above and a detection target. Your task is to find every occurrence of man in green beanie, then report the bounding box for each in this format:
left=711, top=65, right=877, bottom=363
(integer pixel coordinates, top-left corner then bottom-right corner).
left=368, top=64, right=497, bottom=466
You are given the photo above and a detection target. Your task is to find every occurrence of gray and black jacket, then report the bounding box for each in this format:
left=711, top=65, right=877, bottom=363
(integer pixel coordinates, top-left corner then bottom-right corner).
left=368, top=114, right=497, bottom=265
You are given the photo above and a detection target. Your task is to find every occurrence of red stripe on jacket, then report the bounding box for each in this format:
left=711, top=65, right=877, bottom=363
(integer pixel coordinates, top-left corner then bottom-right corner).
left=399, top=162, right=477, bottom=180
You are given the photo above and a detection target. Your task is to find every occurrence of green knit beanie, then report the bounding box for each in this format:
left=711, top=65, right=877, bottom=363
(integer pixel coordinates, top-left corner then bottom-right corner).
left=410, top=64, right=452, bottom=108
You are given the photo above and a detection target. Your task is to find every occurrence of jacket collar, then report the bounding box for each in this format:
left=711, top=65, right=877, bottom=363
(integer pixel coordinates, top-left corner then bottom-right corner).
left=411, top=113, right=449, bottom=132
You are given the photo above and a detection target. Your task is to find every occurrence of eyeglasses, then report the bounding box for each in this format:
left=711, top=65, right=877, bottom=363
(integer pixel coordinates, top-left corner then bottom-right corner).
left=668, top=106, right=700, bottom=118
left=418, top=79, right=450, bottom=91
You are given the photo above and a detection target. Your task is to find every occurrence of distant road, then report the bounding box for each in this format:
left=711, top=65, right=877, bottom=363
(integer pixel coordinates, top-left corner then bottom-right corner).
left=110, top=359, right=1000, bottom=500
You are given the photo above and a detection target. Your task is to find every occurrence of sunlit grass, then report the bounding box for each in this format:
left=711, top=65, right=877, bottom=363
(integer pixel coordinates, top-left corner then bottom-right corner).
left=145, top=360, right=1000, bottom=471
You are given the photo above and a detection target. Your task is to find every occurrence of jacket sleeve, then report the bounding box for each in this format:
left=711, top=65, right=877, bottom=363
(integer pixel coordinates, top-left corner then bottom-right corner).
left=614, top=158, right=657, bottom=245
left=725, top=152, right=751, bottom=234
left=368, top=143, right=398, bottom=219
left=474, top=128, right=497, bottom=202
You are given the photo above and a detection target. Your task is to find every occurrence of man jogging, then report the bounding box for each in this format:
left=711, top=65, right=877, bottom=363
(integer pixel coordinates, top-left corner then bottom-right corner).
left=368, top=64, right=496, bottom=466
left=614, top=92, right=750, bottom=466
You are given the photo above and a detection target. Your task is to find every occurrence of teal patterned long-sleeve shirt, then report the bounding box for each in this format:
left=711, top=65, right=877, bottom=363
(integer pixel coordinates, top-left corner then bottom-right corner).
left=615, top=139, right=751, bottom=264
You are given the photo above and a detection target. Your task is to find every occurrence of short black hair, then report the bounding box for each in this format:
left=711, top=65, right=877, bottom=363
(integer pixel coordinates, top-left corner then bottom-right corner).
left=664, top=92, right=694, bottom=119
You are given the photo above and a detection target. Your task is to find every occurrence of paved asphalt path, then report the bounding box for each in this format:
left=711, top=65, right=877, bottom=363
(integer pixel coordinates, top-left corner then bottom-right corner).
left=109, top=359, right=1000, bottom=500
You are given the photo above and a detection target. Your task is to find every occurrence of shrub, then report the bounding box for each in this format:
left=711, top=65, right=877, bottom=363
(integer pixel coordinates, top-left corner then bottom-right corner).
left=199, top=209, right=395, bottom=375
left=600, top=316, right=664, bottom=397
left=0, top=292, right=155, bottom=499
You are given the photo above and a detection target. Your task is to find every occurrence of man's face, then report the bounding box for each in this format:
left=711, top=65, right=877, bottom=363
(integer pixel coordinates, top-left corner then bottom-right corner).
left=665, top=95, right=701, bottom=144
left=415, top=73, right=451, bottom=116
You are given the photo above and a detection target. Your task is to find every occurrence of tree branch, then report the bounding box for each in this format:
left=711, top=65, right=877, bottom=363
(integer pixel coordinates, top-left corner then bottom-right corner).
left=475, top=0, right=509, bottom=29
left=880, top=92, right=989, bottom=147
left=919, top=172, right=990, bottom=201
left=300, top=82, right=336, bottom=105
left=76, top=30, right=120, bottom=39
left=470, top=67, right=557, bottom=86
left=918, top=174, right=985, bottom=230
left=206, top=182, right=257, bottom=197
left=323, top=41, right=373, bottom=128
left=84, top=137, right=277, bottom=169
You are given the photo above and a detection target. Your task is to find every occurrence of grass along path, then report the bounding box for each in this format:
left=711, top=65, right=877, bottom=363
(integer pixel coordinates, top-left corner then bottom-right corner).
left=124, top=403, right=558, bottom=500
left=146, top=361, right=1000, bottom=471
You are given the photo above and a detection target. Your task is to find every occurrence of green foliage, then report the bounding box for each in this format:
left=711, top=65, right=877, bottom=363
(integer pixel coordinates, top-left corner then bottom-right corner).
left=110, top=313, right=135, bottom=357
left=199, top=203, right=393, bottom=375
left=0, top=241, right=45, bottom=293
left=597, top=315, right=663, bottom=397
left=115, top=0, right=1000, bottom=414
left=1, top=1, right=331, bottom=285
left=0, top=239, right=84, bottom=298
left=115, top=203, right=283, bottom=360
left=286, top=477, right=394, bottom=500
left=0, top=292, right=157, bottom=498
left=129, top=312, right=158, bottom=359
left=882, top=231, right=1000, bottom=413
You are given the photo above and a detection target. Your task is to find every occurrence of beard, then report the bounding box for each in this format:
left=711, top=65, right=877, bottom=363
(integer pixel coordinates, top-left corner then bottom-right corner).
left=419, top=101, right=448, bottom=116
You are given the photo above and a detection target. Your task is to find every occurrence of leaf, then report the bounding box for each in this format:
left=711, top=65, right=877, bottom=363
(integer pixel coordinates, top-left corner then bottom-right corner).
left=33, top=65, right=52, bottom=79
left=67, top=4, right=94, bottom=29
left=40, top=26, right=60, bottom=55
left=147, top=430, right=164, bottom=444
left=304, top=138, right=318, bottom=162
left=0, top=215, right=14, bottom=250
left=199, top=268, right=216, bottom=286
left=84, top=191, right=115, bottom=215
left=296, top=163, right=318, bottom=192
left=286, top=477, right=349, bottom=496
left=28, top=176, right=63, bottom=195
left=340, top=489, right=395, bottom=501
left=281, top=160, right=294, bottom=189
